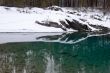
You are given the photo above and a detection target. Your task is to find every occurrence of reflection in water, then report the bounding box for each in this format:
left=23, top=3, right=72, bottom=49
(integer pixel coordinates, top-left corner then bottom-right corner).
left=45, top=55, right=56, bottom=73
left=0, top=32, right=110, bottom=73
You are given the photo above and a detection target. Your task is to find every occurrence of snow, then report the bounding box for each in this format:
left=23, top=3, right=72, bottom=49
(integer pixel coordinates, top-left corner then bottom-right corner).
left=0, top=6, right=72, bottom=32
left=0, top=8, right=64, bottom=32
left=0, top=6, right=110, bottom=32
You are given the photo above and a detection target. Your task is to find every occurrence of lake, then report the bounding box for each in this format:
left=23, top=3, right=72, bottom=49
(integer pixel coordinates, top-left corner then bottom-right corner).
left=0, top=32, right=110, bottom=73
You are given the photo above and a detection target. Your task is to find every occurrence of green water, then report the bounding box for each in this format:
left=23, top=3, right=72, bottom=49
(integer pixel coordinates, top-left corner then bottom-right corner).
left=0, top=33, right=110, bottom=73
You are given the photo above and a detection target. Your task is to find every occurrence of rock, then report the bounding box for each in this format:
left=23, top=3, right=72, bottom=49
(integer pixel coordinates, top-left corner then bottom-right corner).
left=36, top=18, right=110, bottom=32
left=36, top=19, right=91, bottom=32
left=60, top=21, right=70, bottom=28
left=35, top=21, right=66, bottom=31
left=66, top=19, right=90, bottom=31
left=89, top=25, right=110, bottom=32
left=45, top=6, right=63, bottom=12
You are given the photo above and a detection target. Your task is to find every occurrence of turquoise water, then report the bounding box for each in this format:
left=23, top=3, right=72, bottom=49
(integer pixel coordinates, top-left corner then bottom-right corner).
left=0, top=33, right=110, bottom=73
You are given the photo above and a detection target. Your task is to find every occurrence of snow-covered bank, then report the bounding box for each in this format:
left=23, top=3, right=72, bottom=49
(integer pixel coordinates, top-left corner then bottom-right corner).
left=0, top=7, right=65, bottom=32
left=0, top=6, right=110, bottom=32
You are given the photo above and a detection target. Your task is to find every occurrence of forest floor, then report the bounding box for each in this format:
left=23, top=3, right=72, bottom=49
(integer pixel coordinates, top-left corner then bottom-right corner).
left=0, top=6, right=110, bottom=32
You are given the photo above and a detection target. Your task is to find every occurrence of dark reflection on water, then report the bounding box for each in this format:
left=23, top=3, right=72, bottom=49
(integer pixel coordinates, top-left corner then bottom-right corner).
left=0, top=33, right=110, bottom=73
